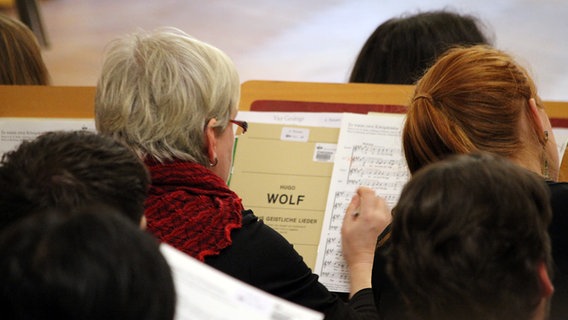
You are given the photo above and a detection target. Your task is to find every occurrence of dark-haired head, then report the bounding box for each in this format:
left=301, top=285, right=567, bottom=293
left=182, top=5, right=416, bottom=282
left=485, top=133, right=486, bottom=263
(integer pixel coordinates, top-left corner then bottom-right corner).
left=388, top=152, right=553, bottom=320
left=0, top=130, right=150, bottom=231
left=0, top=206, right=175, bottom=320
left=349, top=10, right=490, bottom=84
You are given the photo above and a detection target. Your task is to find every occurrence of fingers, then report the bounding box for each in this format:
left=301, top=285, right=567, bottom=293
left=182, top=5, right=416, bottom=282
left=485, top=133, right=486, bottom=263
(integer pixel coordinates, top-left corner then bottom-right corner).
left=357, top=187, right=382, bottom=218
left=343, top=186, right=391, bottom=229
left=345, top=189, right=361, bottom=218
left=345, top=186, right=378, bottom=218
left=341, top=186, right=391, bottom=268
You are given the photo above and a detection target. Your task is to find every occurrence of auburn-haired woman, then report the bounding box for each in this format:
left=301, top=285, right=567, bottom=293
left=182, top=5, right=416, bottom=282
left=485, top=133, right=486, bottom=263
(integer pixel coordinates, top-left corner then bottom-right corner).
left=373, top=45, right=567, bottom=319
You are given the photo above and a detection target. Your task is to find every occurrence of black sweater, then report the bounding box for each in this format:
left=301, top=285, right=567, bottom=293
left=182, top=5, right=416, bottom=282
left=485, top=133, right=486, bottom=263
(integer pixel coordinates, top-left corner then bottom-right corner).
left=205, top=210, right=379, bottom=320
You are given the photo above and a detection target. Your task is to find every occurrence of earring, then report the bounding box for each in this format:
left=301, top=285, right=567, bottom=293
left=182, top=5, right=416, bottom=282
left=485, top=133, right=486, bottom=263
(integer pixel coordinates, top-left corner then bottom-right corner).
left=542, top=130, right=549, bottom=179
left=209, top=157, right=218, bottom=167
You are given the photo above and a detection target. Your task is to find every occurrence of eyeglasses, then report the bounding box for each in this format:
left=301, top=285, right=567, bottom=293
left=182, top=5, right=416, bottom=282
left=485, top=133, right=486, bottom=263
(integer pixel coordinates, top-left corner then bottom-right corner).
left=229, top=119, right=248, bottom=135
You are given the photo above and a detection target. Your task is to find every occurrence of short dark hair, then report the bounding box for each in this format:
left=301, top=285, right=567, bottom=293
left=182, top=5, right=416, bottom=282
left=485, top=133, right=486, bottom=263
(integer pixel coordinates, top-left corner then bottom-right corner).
left=0, top=206, right=175, bottom=320
left=349, top=10, right=490, bottom=84
left=0, top=131, right=150, bottom=231
left=388, top=153, right=552, bottom=320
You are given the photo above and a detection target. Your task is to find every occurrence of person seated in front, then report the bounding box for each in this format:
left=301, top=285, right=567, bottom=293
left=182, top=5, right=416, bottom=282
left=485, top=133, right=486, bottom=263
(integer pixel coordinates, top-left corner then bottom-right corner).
left=349, top=9, right=490, bottom=85
left=388, top=44, right=567, bottom=319
left=388, top=153, right=553, bottom=320
left=0, top=206, right=176, bottom=320
left=95, top=27, right=389, bottom=319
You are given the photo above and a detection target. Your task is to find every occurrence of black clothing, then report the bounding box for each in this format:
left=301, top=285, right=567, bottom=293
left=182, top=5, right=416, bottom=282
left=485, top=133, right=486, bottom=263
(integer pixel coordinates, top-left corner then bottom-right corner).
left=548, top=181, right=568, bottom=319
left=206, top=210, right=379, bottom=320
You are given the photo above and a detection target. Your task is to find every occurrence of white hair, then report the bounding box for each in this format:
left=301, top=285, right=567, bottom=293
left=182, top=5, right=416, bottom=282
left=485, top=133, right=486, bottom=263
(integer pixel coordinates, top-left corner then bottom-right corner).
left=95, top=27, right=240, bottom=165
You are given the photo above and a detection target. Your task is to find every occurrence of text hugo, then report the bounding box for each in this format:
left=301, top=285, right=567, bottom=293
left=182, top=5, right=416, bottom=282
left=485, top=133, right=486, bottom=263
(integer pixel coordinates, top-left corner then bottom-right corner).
left=267, top=185, right=305, bottom=205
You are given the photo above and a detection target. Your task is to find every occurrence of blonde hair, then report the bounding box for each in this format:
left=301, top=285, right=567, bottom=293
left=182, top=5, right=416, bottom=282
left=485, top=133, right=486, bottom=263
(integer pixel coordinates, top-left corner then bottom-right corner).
left=403, top=45, right=543, bottom=174
left=0, top=14, right=49, bottom=85
left=95, top=27, right=240, bottom=165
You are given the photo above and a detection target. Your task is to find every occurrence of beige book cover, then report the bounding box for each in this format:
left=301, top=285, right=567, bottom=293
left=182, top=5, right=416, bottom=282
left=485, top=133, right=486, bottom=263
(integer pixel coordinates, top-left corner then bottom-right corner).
left=229, top=123, right=339, bottom=269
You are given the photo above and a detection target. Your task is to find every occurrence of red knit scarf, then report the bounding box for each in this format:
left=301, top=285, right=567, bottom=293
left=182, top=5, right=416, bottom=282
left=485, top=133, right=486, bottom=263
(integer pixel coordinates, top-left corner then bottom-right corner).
left=144, top=159, right=243, bottom=261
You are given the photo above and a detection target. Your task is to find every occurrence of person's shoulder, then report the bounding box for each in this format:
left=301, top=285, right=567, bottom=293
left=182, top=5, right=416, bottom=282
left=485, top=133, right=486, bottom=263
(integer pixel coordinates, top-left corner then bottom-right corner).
left=547, top=180, right=568, bottom=190
left=212, top=210, right=310, bottom=287
left=547, top=181, right=568, bottom=200
left=236, top=210, right=291, bottom=246
left=241, top=209, right=259, bottom=225
left=234, top=210, right=310, bottom=274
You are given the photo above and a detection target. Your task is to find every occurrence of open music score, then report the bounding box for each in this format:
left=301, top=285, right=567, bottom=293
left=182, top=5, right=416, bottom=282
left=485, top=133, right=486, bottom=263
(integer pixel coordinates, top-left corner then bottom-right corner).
left=314, top=113, right=409, bottom=292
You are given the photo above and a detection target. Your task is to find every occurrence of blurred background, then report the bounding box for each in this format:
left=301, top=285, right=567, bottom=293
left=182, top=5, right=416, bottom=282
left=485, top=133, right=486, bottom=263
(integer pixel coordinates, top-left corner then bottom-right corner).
left=2, top=0, right=567, bottom=100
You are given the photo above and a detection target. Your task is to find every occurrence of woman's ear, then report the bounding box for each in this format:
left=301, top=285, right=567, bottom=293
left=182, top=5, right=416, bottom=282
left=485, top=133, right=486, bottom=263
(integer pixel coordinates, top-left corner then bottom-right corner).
left=528, top=98, right=550, bottom=144
left=528, top=98, right=545, bottom=132
left=205, top=118, right=218, bottom=164
left=140, top=215, right=147, bottom=230
left=538, top=261, right=554, bottom=298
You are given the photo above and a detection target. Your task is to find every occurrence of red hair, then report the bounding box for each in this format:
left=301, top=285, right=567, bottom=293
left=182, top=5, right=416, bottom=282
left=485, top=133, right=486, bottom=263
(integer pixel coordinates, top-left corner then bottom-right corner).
left=403, top=45, right=543, bottom=174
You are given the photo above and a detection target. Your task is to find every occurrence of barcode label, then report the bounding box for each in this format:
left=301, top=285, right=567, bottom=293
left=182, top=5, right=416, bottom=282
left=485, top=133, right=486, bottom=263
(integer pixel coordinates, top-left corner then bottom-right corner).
left=313, top=143, right=336, bottom=163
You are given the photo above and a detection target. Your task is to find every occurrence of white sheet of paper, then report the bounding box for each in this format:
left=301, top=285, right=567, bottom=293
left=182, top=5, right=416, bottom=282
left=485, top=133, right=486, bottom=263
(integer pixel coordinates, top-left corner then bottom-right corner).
left=314, top=113, right=409, bottom=292
left=552, top=127, right=568, bottom=163
left=160, top=244, right=323, bottom=320
left=0, top=118, right=96, bottom=156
